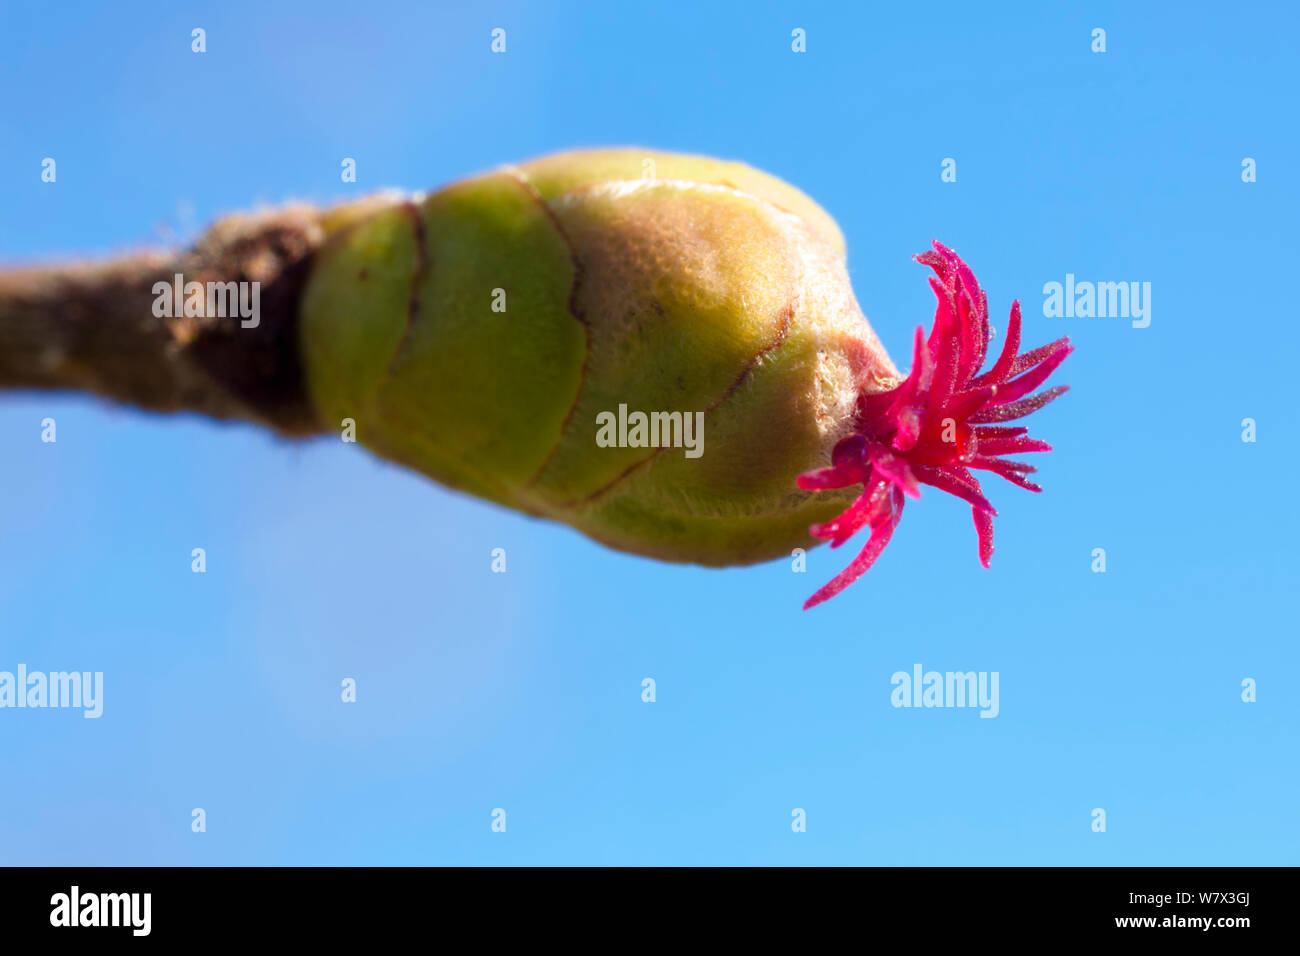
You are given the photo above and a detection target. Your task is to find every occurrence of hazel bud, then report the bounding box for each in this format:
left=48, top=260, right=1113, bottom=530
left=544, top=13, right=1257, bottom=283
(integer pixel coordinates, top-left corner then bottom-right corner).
left=298, top=149, right=1071, bottom=606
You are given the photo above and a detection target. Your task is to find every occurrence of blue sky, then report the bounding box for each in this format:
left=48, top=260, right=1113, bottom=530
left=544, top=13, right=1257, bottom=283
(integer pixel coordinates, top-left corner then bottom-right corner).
left=1, top=0, right=1296, bottom=865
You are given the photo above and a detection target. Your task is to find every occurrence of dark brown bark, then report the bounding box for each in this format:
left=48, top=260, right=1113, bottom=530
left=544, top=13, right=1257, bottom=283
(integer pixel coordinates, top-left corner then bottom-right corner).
left=0, top=206, right=330, bottom=437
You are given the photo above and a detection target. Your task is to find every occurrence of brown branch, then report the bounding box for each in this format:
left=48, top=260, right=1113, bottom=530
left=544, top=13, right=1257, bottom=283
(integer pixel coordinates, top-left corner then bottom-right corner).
left=0, top=206, right=331, bottom=437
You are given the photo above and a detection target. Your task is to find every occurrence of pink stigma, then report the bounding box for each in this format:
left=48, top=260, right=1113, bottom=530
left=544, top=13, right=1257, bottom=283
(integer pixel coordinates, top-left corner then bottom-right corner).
left=797, top=241, right=1072, bottom=609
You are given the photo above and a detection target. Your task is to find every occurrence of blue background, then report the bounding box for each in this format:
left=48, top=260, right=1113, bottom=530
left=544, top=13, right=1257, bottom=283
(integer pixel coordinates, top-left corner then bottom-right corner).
left=1, top=0, right=1295, bottom=865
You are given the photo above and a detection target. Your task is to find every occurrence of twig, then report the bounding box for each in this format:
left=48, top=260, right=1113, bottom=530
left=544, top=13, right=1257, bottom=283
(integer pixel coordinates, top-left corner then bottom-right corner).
left=0, top=206, right=330, bottom=437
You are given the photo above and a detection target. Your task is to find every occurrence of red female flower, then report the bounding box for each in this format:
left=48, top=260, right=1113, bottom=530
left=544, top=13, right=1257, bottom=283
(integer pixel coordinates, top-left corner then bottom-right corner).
left=797, top=241, right=1072, bottom=609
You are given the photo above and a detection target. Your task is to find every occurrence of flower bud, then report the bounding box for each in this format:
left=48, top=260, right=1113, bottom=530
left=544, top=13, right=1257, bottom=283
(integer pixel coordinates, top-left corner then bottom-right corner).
left=299, top=149, right=1070, bottom=606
